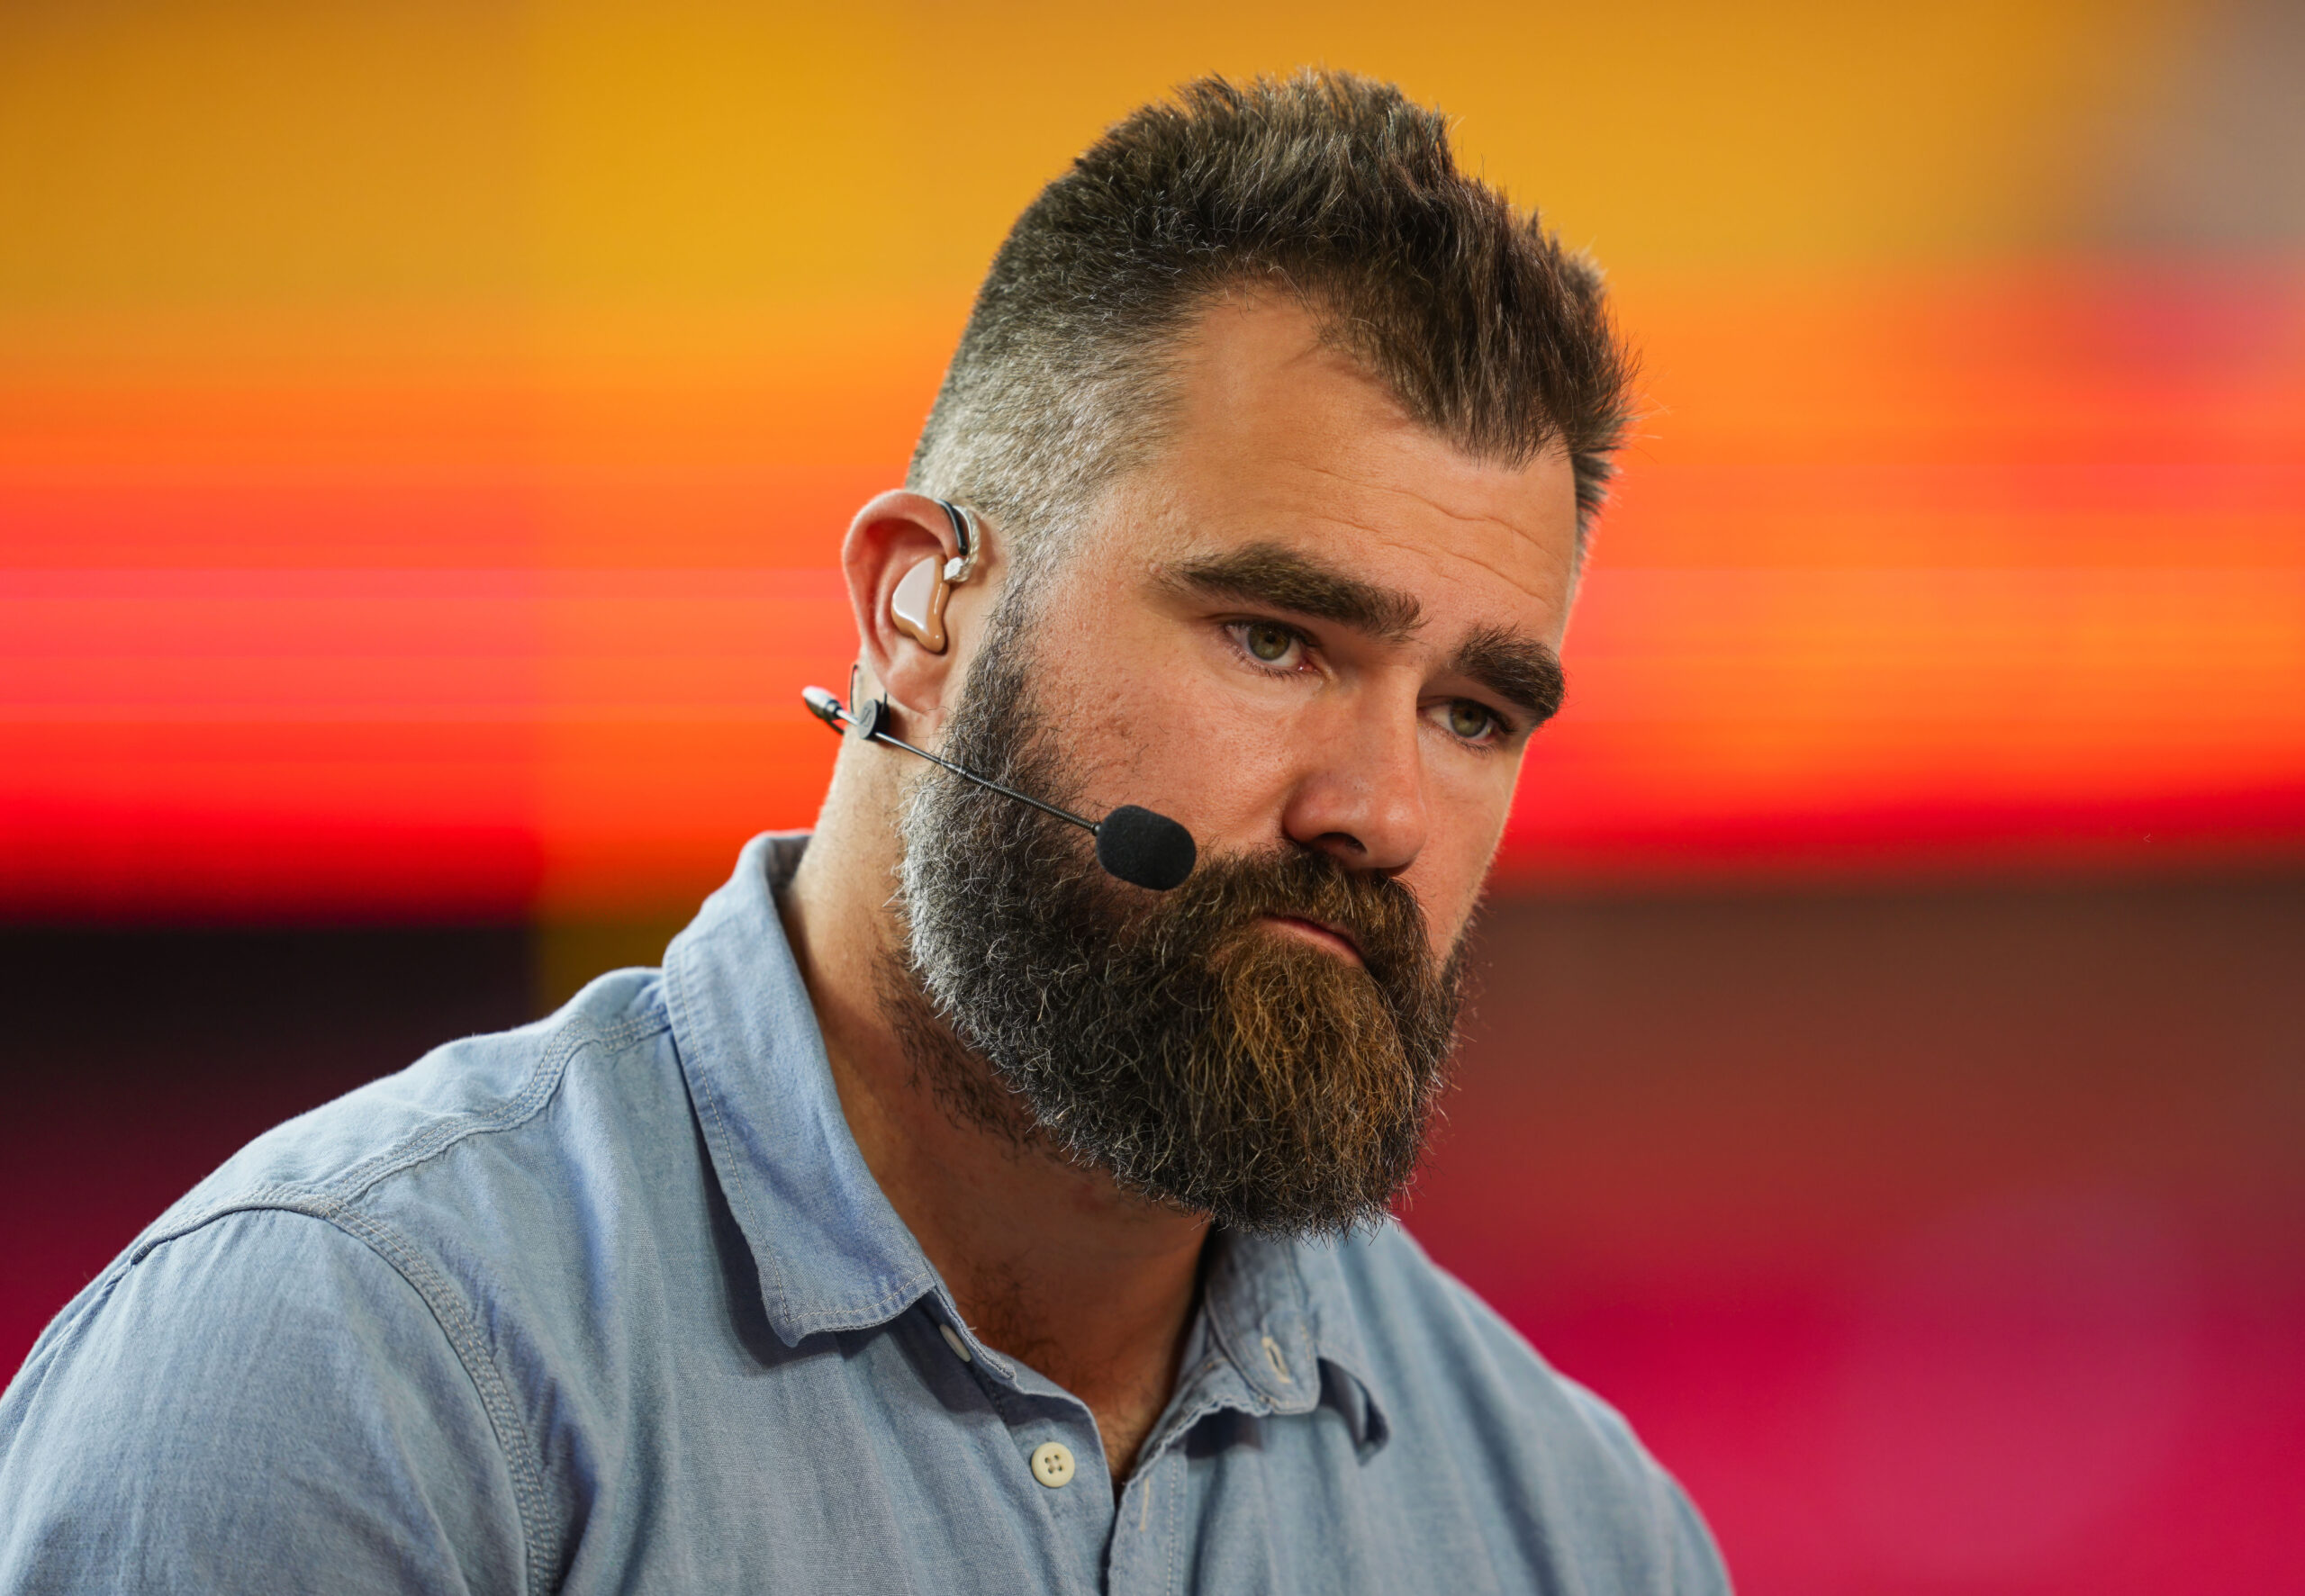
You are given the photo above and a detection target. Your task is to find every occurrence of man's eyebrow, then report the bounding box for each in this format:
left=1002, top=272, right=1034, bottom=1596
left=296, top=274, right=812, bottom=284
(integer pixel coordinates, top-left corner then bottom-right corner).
left=1451, top=623, right=1566, bottom=726
left=1166, top=543, right=1565, bottom=724
left=1163, top=543, right=1423, bottom=644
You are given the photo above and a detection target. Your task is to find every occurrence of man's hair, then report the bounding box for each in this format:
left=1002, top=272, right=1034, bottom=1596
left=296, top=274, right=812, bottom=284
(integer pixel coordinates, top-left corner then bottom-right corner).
left=908, top=68, right=1633, bottom=571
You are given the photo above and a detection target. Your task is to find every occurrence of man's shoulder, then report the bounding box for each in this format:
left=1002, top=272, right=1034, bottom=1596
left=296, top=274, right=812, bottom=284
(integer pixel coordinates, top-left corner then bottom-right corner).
left=9, top=967, right=685, bottom=1399
left=0, top=978, right=691, bottom=1587
left=1319, top=1222, right=1729, bottom=1588
left=0, top=1204, right=537, bottom=1590
left=138, top=968, right=678, bottom=1258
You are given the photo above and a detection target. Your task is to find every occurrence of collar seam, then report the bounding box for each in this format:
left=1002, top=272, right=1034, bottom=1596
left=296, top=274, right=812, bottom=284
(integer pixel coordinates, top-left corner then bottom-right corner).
left=777, top=1270, right=940, bottom=1339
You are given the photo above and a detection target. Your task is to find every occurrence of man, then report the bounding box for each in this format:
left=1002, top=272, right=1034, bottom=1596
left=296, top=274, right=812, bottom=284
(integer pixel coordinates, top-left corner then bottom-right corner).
left=0, top=71, right=1727, bottom=1592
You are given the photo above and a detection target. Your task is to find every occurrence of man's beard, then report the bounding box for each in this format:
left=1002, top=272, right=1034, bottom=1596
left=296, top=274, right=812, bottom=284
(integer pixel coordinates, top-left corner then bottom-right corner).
left=891, top=614, right=1469, bottom=1237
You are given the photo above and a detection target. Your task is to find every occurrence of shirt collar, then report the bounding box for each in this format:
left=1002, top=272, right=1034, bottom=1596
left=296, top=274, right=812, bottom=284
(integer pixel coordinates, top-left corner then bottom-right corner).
left=664, top=832, right=945, bottom=1347
left=1200, top=1229, right=1391, bottom=1452
left=663, top=832, right=1391, bottom=1447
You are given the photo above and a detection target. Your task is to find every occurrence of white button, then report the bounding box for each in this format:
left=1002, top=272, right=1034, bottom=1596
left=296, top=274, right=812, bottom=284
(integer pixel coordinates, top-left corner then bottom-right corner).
left=1261, top=1334, right=1292, bottom=1384
left=938, top=1322, right=972, bottom=1364
left=1030, top=1441, right=1076, bottom=1489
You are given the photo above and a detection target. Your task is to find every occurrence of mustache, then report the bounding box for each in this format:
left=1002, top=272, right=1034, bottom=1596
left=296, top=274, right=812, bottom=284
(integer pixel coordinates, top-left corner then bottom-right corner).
left=1113, top=844, right=1438, bottom=987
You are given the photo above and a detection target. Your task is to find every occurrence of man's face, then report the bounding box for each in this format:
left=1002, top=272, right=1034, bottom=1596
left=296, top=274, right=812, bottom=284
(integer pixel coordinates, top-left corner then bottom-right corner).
left=1021, top=299, right=1581, bottom=958
left=892, top=299, right=1582, bottom=1234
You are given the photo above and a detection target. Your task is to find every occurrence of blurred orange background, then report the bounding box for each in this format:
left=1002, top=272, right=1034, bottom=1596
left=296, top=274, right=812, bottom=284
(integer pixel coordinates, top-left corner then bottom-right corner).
left=4, top=5, right=2301, bottom=1591
left=7, top=0, right=2299, bottom=917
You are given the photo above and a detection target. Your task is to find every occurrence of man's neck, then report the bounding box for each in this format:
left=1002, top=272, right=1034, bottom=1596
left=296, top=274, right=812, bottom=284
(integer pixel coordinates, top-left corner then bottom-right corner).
left=780, top=810, right=1209, bottom=1484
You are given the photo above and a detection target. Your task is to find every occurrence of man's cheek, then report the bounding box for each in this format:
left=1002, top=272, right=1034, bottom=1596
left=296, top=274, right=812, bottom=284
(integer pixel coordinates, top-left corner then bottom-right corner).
left=1408, top=862, right=1483, bottom=962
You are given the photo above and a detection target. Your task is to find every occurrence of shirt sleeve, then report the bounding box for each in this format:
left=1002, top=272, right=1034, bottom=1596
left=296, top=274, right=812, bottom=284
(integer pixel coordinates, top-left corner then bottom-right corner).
left=0, top=1207, right=531, bottom=1595
left=1553, top=1376, right=1734, bottom=1595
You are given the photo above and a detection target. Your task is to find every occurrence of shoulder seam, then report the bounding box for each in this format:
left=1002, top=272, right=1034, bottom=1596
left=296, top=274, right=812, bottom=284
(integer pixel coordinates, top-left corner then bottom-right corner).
left=131, top=1203, right=562, bottom=1596
left=319, top=1200, right=564, bottom=1596
left=101, top=1005, right=673, bottom=1595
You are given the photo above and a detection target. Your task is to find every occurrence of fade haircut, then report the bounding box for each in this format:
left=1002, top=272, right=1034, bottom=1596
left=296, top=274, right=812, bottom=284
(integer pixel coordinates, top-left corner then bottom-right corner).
left=907, top=68, right=1634, bottom=575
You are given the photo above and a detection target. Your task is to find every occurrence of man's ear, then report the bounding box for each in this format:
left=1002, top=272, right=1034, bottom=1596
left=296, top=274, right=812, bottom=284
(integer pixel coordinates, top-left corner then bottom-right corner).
left=841, top=490, right=992, bottom=734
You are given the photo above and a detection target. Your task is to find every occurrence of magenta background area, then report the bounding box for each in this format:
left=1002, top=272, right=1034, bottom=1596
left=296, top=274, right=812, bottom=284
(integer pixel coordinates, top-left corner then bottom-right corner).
left=6, top=879, right=2303, bottom=1592
left=1406, top=879, right=2305, bottom=1592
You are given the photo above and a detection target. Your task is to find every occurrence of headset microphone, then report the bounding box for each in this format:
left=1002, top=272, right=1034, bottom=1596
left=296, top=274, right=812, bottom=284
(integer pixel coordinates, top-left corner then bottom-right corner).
left=802, top=685, right=1198, bottom=892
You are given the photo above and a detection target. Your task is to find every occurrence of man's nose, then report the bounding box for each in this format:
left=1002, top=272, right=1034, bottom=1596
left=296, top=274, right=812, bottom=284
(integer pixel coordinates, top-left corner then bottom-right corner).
left=1278, top=693, right=1430, bottom=873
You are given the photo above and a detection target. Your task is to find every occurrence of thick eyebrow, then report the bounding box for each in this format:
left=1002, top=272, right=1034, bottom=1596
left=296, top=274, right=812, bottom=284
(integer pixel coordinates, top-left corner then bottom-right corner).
left=1451, top=622, right=1566, bottom=726
left=1166, top=542, right=1567, bottom=726
left=1164, top=542, right=1423, bottom=644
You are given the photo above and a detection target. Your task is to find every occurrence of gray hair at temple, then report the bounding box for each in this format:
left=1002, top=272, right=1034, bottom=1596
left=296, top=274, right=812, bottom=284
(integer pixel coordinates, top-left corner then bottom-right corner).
left=906, top=68, right=1636, bottom=581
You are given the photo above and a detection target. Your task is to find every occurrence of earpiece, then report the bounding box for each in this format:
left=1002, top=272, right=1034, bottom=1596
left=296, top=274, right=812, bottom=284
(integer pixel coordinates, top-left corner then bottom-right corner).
left=889, top=500, right=981, bottom=655
left=815, top=500, right=1194, bottom=891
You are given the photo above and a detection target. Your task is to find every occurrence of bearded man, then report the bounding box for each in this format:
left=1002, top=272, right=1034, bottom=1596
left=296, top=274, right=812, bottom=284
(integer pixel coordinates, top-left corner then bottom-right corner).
left=0, top=72, right=1728, bottom=1593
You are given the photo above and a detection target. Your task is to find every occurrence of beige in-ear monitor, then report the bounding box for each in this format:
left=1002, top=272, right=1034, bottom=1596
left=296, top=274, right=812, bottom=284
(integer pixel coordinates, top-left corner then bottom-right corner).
left=889, top=500, right=981, bottom=655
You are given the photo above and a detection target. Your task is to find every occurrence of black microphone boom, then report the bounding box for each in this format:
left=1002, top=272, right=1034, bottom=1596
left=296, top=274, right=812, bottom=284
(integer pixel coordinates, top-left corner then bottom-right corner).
left=801, top=686, right=1197, bottom=891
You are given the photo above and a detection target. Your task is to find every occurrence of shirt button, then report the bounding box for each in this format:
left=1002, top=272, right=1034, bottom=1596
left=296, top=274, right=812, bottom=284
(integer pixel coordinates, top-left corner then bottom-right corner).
left=938, top=1322, right=972, bottom=1364
left=1030, top=1441, right=1076, bottom=1489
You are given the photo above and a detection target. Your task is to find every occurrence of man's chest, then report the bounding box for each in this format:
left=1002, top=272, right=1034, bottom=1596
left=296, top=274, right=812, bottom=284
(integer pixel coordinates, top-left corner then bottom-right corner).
left=534, top=1315, right=1477, bottom=1596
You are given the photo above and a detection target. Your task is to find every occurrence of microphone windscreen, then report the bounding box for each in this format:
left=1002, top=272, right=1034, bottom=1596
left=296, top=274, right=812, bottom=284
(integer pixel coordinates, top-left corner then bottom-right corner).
left=1096, top=805, right=1197, bottom=891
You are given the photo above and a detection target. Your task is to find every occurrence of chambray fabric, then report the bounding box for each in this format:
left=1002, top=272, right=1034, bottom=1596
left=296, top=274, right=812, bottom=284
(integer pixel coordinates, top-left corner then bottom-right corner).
left=0, top=833, right=1727, bottom=1594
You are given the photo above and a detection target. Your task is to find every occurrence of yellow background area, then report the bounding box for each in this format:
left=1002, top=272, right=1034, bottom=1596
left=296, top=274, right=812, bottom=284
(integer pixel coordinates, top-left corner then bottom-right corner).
left=3, top=0, right=2189, bottom=319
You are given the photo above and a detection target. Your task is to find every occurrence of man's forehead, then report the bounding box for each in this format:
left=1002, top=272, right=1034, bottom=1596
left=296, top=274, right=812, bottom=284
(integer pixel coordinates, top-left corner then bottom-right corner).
left=1114, top=300, right=1582, bottom=636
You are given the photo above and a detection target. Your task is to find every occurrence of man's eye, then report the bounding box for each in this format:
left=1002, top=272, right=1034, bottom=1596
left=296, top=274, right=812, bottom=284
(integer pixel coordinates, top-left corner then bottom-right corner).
left=1241, top=622, right=1297, bottom=663
left=1446, top=700, right=1496, bottom=741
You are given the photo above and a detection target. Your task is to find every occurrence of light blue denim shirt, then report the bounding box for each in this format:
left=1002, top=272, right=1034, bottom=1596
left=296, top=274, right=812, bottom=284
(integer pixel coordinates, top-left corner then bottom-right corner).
left=0, top=834, right=1726, bottom=1594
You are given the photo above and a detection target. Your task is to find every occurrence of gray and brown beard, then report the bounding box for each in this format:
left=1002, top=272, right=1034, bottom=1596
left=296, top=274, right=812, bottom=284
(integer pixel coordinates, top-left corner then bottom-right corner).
left=891, top=606, right=1469, bottom=1237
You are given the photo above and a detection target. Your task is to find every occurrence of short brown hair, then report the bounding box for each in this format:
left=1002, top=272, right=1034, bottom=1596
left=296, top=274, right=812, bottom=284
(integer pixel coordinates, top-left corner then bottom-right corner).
left=908, top=69, right=1634, bottom=568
